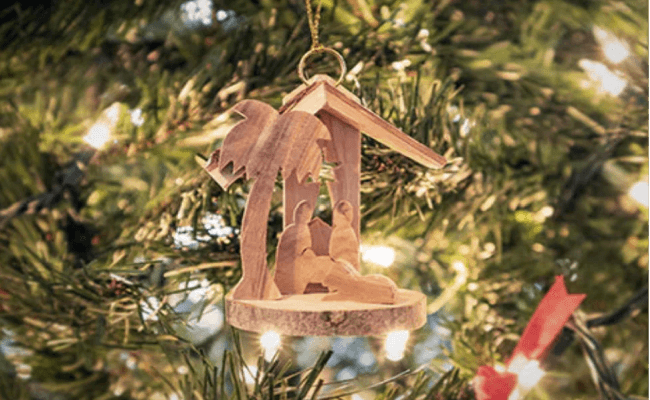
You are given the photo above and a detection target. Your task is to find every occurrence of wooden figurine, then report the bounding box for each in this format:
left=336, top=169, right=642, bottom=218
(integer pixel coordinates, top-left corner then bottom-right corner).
left=274, top=200, right=321, bottom=295
left=329, top=199, right=360, bottom=269
left=274, top=199, right=396, bottom=304
left=202, top=74, right=447, bottom=336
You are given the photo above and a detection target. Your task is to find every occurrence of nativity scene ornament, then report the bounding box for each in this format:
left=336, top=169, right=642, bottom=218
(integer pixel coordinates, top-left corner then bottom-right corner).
left=201, top=51, right=446, bottom=336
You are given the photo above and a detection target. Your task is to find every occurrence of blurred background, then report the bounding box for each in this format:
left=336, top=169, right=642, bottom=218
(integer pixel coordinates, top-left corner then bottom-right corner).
left=0, top=0, right=647, bottom=399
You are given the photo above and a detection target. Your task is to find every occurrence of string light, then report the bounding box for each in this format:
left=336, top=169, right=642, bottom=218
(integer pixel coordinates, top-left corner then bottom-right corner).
left=83, top=103, right=121, bottom=150
left=83, top=123, right=111, bottom=149
left=260, top=330, right=281, bottom=362
left=505, top=355, right=546, bottom=400
left=129, top=108, right=144, bottom=127
left=627, top=181, right=649, bottom=208
left=384, top=330, right=409, bottom=361
left=361, top=245, right=396, bottom=268
left=593, top=26, right=630, bottom=64
left=578, top=59, right=627, bottom=96
left=180, top=0, right=213, bottom=26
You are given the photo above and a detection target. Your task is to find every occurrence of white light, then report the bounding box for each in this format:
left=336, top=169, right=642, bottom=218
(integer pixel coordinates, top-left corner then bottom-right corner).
left=83, top=103, right=121, bottom=149
left=517, top=360, right=545, bottom=390
left=460, top=119, right=474, bottom=137
left=177, top=365, right=189, bottom=375
left=416, top=29, right=430, bottom=40
left=130, top=108, right=145, bottom=126
left=244, top=365, right=258, bottom=385
left=384, top=330, right=409, bottom=361
left=539, top=206, right=554, bottom=218
left=628, top=181, right=649, bottom=208
left=83, top=122, right=112, bottom=149
left=361, top=245, right=396, bottom=268
left=507, top=355, right=546, bottom=392
left=593, top=27, right=630, bottom=64
left=578, top=59, right=627, bottom=96
left=181, top=0, right=212, bottom=26
left=451, top=260, right=467, bottom=275
left=216, top=10, right=228, bottom=21
left=260, top=331, right=281, bottom=362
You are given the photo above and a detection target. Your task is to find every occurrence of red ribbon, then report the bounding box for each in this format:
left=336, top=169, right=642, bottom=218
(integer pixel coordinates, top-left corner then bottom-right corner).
left=473, top=276, right=586, bottom=400
left=474, top=366, right=518, bottom=400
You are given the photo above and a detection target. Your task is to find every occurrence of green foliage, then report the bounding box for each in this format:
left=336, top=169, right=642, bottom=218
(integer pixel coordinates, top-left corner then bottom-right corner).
left=0, top=0, right=647, bottom=399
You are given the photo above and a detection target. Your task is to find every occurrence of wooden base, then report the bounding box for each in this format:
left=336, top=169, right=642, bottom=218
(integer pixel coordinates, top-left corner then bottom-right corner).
left=225, top=289, right=427, bottom=336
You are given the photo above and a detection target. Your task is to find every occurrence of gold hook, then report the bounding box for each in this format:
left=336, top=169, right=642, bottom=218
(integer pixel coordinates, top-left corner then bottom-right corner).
left=297, top=47, right=347, bottom=86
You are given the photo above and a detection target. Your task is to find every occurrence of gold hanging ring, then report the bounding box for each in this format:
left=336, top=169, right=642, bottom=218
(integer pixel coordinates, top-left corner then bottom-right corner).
left=298, top=47, right=347, bottom=86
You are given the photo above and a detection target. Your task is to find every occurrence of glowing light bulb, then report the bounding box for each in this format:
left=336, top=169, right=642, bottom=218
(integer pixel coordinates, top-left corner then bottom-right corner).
left=361, top=245, right=396, bottom=268
left=83, top=122, right=111, bottom=149
left=593, top=27, right=630, bottom=64
left=578, top=59, right=627, bottom=96
left=628, top=181, right=649, bottom=208
left=384, top=330, right=409, bottom=361
left=260, top=331, right=281, bottom=362
left=83, top=103, right=121, bottom=149
left=516, top=359, right=545, bottom=390
left=507, top=355, right=546, bottom=392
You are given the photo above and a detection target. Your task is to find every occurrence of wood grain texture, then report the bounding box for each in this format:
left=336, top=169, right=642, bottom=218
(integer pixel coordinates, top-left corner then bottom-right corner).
left=218, top=100, right=278, bottom=175
left=281, top=75, right=447, bottom=169
left=283, top=171, right=319, bottom=229
left=225, top=289, right=426, bottom=336
left=322, top=259, right=396, bottom=304
left=235, top=111, right=331, bottom=300
left=203, top=149, right=245, bottom=190
left=204, top=100, right=332, bottom=301
left=308, top=217, right=331, bottom=256
left=328, top=200, right=360, bottom=269
left=207, top=76, right=445, bottom=313
left=274, top=201, right=315, bottom=295
left=319, top=113, right=362, bottom=242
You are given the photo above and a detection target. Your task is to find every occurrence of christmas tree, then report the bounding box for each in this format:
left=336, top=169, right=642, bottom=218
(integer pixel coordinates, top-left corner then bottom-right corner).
left=0, top=0, right=647, bottom=399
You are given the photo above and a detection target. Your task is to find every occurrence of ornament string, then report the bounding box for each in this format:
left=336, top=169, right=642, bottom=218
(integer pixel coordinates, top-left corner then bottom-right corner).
left=305, top=0, right=323, bottom=51
left=298, top=0, right=346, bottom=85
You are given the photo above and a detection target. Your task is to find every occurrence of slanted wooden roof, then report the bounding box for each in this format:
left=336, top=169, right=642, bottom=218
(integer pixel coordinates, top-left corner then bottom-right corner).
left=280, top=75, right=447, bottom=169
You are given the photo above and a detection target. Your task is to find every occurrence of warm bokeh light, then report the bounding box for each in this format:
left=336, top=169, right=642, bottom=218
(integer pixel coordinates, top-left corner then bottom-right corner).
left=260, top=330, right=281, bottom=362
left=507, top=355, right=546, bottom=393
left=578, top=59, right=627, bottom=96
left=83, top=122, right=112, bottom=149
left=593, top=26, right=630, bottom=64
left=361, top=245, right=396, bottom=268
left=83, top=103, right=121, bottom=150
left=385, top=330, right=409, bottom=361
left=628, top=181, right=649, bottom=208
left=516, top=359, right=545, bottom=390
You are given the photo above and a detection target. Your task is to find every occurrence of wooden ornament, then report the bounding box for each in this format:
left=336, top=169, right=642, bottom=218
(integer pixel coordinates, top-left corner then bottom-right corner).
left=202, top=74, right=446, bottom=336
left=274, top=200, right=320, bottom=295
left=205, top=100, right=330, bottom=301
left=329, top=200, right=360, bottom=270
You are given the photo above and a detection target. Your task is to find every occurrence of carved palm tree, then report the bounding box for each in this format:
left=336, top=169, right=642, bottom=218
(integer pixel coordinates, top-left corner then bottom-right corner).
left=204, top=100, right=329, bottom=300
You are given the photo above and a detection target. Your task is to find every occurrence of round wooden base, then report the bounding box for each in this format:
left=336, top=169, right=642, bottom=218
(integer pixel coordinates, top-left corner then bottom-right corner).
left=225, top=289, right=427, bottom=336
